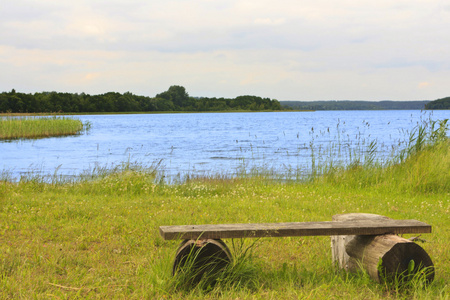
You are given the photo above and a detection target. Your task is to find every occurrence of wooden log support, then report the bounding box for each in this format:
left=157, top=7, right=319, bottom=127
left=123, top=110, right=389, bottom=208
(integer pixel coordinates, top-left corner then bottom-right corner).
left=172, top=239, right=232, bottom=284
left=346, top=234, right=434, bottom=284
left=331, top=213, right=390, bottom=271
left=331, top=213, right=434, bottom=284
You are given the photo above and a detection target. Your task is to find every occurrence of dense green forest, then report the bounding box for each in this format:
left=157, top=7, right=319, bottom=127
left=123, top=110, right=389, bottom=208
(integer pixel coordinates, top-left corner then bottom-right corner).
left=425, top=97, right=450, bottom=109
left=281, top=100, right=431, bottom=110
left=2, top=86, right=448, bottom=113
left=0, top=86, right=282, bottom=113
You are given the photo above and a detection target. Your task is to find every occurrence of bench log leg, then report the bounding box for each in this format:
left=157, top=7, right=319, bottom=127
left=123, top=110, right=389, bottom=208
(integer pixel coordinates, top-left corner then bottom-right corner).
left=331, top=213, right=434, bottom=284
left=172, top=239, right=232, bottom=283
left=331, top=213, right=390, bottom=270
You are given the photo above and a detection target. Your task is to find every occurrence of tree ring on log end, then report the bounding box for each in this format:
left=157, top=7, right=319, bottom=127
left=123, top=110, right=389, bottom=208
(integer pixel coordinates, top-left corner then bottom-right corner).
left=172, top=239, right=232, bottom=284
left=379, top=241, right=434, bottom=285
left=345, top=234, right=434, bottom=285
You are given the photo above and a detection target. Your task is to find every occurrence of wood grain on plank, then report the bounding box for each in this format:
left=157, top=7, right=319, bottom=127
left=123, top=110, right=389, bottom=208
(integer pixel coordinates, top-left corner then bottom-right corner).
left=159, top=220, right=431, bottom=240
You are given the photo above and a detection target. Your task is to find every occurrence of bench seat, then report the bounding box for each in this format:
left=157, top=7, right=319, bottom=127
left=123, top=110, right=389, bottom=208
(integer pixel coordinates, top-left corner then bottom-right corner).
left=159, top=219, right=431, bottom=240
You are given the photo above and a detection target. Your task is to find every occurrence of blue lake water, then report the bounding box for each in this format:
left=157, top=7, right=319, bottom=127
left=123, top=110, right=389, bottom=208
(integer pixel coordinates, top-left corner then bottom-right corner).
left=1, top=110, right=449, bottom=181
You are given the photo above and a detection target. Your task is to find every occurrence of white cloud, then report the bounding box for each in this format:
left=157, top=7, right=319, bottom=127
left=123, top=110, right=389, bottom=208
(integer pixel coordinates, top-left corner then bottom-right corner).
left=253, top=18, right=286, bottom=25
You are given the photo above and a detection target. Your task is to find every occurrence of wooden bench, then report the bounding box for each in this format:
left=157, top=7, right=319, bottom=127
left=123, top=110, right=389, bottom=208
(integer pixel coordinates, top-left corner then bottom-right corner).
left=159, top=213, right=434, bottom=285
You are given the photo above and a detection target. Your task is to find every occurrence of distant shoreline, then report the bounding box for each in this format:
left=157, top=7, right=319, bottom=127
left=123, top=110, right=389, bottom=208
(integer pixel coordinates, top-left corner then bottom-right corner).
left=280, top=100, right=430, bottom=110
left=1, top=108, right=439, bottom=117
left=0, top=110, right=315, bottom=117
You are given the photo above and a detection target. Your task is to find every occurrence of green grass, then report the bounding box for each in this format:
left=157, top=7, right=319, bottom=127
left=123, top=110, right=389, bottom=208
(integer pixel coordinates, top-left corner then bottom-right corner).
left=0, top=116, right=87, bottom=139
left=0, top=121, right=449, bottom=299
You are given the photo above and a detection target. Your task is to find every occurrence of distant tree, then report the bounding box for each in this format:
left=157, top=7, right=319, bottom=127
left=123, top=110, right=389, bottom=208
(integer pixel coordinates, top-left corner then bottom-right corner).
left=10, top=95, right=25, bottom=112
left=116, top=92, right=140, bottom=112
left=152, top=97, right=175, bottom=111
left=271, top=99, right=282, bottom=110
left=156, top=85, right=189, bottom=109
left=0, top=93, right=8, bottom=112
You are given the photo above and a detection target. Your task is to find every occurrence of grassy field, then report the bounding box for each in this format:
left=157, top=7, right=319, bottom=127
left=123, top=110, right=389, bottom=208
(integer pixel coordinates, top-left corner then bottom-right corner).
left=0, top=116, right=86, bottom=139
left=0, top=121, right=449, bottom=299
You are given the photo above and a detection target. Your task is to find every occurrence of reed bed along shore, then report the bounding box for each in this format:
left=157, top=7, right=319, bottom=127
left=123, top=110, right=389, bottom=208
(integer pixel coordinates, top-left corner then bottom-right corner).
left=0, top=116, right=86, bottom=139
left=0, top=119, right=449, bottom=299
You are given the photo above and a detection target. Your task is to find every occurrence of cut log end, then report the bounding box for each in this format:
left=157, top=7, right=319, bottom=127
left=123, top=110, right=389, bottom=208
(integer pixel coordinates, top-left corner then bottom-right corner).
left=172, top=239, right=232, bottom=285
left=345, top=234, right=434, bottom=284
left=379, top=240, right=435, bottom=284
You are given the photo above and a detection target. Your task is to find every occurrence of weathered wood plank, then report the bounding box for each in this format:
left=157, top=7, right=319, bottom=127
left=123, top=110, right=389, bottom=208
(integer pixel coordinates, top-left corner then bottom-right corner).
left=159, top=220, right=431, bottom=240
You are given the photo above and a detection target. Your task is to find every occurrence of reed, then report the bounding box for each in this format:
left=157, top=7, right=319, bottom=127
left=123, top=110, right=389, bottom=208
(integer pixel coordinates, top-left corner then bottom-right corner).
left=0, top=116, right=86, bottom=139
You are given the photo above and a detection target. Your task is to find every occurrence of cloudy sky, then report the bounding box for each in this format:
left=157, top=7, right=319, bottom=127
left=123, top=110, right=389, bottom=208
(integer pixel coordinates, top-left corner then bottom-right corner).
left=1, top=0, right=449, bottom=100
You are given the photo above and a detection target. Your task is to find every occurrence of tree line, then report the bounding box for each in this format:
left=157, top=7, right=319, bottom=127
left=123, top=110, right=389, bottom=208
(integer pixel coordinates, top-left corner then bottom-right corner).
left=425, top=97, right=450, bottom=110
left=0, top=86, right=282, bottom=113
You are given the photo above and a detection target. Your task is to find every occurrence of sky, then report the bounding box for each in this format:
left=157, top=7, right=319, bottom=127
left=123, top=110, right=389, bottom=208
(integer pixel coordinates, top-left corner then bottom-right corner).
left=1, top=0, right=450, bottom=101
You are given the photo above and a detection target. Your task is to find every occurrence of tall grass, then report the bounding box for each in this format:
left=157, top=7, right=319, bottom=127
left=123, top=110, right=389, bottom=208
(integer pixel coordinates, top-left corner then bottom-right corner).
left=315, top=119, right=449, bottom=189
left=0, top=118, right=449, bottom=299
left=0, top=116, right=88, bottom=139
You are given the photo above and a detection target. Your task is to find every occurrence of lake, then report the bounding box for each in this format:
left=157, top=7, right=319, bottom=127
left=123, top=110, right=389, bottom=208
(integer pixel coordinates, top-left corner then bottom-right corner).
left=1, top=110, right=449, bottom=182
